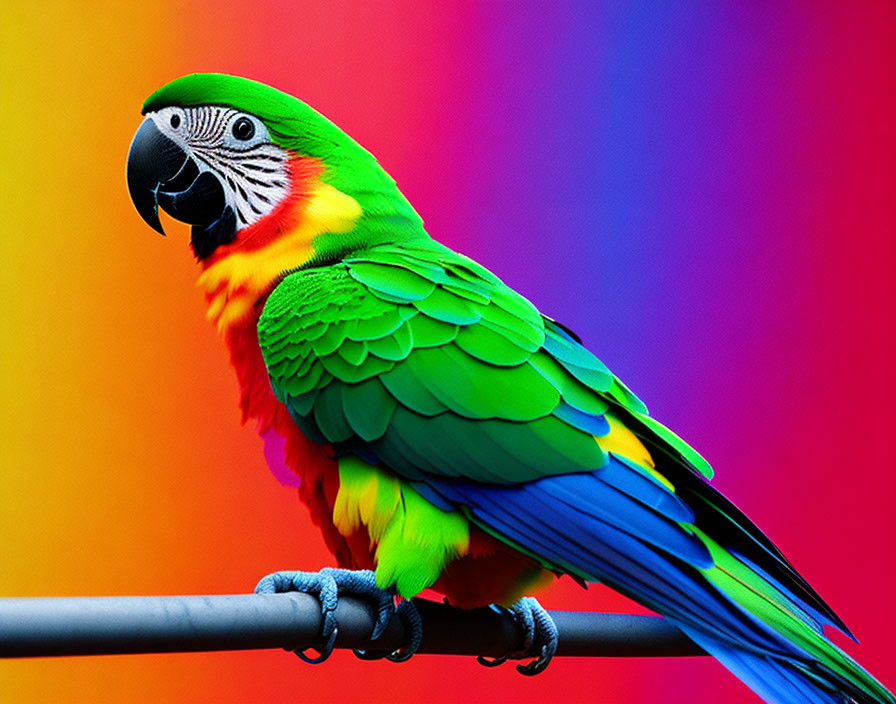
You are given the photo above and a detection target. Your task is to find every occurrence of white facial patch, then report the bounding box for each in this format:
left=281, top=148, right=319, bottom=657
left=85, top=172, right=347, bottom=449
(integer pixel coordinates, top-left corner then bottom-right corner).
left=148, top=106, right=292, bottom=230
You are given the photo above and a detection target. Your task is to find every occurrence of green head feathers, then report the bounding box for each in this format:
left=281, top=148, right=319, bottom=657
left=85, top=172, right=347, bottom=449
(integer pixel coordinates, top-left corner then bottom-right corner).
left=143, top=73, right=370, bottom=166
left=128, top=73, right=424, bottom=261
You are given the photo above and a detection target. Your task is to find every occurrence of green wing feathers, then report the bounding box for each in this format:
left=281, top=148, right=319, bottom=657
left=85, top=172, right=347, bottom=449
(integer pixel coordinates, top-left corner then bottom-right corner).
left=257, top=240, right=892, bottom=704
left=258, top=239, right=711, bottom=484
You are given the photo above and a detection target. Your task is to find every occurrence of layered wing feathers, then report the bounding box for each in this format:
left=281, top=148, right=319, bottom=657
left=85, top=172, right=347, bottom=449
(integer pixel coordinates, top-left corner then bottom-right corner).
left=260, top=240, right=706, bottom=485
left=258, top=242, right=841, bottom=627
left=256, top=242, right=889, bottom=703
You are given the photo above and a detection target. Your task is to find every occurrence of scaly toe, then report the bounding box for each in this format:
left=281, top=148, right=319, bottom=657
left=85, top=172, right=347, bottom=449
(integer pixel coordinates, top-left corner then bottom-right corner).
left=385, top=599, right=423, bottom=662
left=514, top=597, right=558, bottom=676
left=319, top=568, right=394, bottom=641
left=255, top=570, right=342, bottom=663
left=254, top=568, right=403, bottom=665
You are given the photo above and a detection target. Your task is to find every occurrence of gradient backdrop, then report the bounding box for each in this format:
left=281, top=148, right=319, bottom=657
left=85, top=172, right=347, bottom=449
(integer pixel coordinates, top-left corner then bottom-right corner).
left=1, top=2, right=894, bottom=702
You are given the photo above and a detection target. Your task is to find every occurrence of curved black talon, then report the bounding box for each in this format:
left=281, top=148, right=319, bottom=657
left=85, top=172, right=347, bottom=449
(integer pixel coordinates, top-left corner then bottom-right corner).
left=388, top=599, right=423, bottom=662
left=477, top=597, right=558, bottom=676
left=353, top=598, right=422, bottom=663
left=254, top=568, right=395, bottom=664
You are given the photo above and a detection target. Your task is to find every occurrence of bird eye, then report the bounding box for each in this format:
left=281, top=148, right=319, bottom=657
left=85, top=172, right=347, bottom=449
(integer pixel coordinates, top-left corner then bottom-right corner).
left=232, top=117, right=255, bottom=141
left=170, top=113, right=181, bottom=129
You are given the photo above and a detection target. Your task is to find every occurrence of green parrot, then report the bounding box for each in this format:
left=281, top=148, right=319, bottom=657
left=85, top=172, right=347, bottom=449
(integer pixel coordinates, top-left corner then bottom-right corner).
left=126, top=73, right=893, bottom=704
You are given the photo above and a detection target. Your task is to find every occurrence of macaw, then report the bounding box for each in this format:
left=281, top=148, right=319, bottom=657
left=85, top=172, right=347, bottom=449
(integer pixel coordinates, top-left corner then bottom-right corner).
left=126, top=73, right=892, bottom=704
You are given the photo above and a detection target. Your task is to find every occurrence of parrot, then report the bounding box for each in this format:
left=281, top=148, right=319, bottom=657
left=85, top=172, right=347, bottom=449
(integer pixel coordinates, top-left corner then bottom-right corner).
left=126, top=73, right=892, bottom=704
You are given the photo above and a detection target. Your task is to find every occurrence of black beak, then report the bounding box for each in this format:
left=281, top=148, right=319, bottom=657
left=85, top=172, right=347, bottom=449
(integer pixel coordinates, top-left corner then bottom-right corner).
left=126, top=118, right=236, bottom=258
left=126, top=118, right=185, bottom=235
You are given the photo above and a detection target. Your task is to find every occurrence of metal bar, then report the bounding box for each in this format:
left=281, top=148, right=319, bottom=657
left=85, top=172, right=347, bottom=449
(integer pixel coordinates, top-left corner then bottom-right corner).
left=0, top=594, right=706, bottom=659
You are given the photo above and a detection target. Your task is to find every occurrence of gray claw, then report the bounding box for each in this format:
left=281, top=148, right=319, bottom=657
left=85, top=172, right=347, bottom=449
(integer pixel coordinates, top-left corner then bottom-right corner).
left=254, top=568, right=403, bottom=664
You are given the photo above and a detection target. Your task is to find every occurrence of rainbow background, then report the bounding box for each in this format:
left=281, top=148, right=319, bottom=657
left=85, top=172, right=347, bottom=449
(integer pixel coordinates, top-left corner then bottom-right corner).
left=1, top=2, right=894, bottom=702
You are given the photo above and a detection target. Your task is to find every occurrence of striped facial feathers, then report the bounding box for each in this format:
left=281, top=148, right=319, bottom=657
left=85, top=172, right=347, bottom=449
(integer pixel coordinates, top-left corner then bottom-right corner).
left=145, top=106, right=291, bottom=231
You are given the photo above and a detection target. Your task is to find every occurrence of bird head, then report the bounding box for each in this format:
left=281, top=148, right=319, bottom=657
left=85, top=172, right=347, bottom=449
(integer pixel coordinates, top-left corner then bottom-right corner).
left=126, top=73, right=422, bottom=262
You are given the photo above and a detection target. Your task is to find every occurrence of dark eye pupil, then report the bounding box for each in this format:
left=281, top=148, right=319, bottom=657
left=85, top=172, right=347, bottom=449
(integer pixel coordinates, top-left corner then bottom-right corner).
left=170, top=114, right=180, bottom=128
left=233, top=117, right=254, bottom=140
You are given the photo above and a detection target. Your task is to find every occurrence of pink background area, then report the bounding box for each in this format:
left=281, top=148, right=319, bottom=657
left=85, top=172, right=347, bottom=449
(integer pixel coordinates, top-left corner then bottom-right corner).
left=1, top=2, right=893, bottom=702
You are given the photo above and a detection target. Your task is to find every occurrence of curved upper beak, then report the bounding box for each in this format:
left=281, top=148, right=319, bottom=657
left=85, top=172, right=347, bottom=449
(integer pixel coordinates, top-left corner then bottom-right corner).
left=126, top=118, right=228, bottom=236
left=126, top=118, right=186, bottom=235
left=126, top=117, right=235, bottom=259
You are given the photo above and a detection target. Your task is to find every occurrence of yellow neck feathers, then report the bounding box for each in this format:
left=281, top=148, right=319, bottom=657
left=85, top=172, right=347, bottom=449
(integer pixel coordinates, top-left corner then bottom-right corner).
left=197, top=180, right=362, bottom=333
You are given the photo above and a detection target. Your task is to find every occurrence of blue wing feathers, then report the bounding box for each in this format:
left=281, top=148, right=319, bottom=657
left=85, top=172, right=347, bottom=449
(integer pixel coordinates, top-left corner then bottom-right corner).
left=260, top=254, right=890, bottom=703
left=534, top=475, right=713, bottom=568
left=422, top=462, right=890, bottom=704
left=553, top=401, right=611, bottom=436
left=598, top=455, right=695, bottom=523
left=424, top=459, right=801, bottom=654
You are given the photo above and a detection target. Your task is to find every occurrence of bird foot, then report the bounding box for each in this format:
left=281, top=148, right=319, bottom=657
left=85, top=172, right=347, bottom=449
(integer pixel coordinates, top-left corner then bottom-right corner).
left=254, top=568, right=421, bottom=664
left=353, top=597, right=423, bottom=663
left=477, top=596, right=558, bottom=676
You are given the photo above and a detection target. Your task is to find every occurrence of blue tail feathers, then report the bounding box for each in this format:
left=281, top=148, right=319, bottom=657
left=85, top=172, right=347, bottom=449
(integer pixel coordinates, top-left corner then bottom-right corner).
left=419, top=455, right=894, bottom=704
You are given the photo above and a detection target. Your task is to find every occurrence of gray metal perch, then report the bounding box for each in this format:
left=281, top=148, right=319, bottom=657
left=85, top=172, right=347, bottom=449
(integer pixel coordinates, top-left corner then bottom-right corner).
left=0, top=593, right=705, bottom=659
